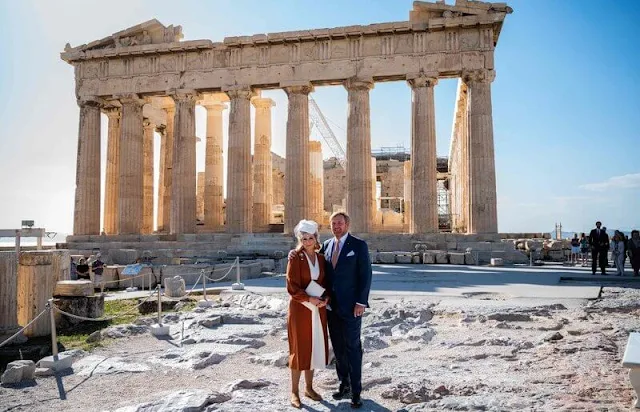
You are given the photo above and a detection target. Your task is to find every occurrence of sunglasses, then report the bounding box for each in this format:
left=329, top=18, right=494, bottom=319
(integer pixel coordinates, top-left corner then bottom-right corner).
left=302, top=237, right=315, bottom=241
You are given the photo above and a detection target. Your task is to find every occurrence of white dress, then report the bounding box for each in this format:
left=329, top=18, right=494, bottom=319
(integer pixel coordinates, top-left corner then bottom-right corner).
left=301, top=251, right=325, bottom=370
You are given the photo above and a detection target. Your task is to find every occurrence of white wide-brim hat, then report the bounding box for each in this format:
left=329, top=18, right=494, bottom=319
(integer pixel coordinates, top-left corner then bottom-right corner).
left=294, top=219, right=318, bottom=237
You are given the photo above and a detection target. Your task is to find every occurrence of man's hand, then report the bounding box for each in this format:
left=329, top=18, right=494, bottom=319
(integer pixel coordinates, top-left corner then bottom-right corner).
left=309, top=297, right=327, bottom=307
left=288, top=249, right=297, bottom=260
left=353, top=304, right=365, bottom=317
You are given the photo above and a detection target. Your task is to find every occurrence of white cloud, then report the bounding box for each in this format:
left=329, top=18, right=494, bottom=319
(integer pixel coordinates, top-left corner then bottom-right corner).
left=580, top=173, right=640, bottom=192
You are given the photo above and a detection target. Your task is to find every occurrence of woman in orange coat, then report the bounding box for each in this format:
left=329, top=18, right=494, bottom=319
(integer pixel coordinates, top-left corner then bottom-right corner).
left=286, top=219, right=329, bottom=408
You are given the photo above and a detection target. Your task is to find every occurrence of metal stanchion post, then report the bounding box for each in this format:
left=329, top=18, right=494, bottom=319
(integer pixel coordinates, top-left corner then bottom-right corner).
left=198, top=269, right=213, bottom=307
left=157, top=287, right=162, bottom=325
left=49, top=300, right=58, bottom=360
left=150, top=287, right=170, bottom=336
left=39, top=299, right=73, bottom=372
left=232, top=256, right=245, bottom=290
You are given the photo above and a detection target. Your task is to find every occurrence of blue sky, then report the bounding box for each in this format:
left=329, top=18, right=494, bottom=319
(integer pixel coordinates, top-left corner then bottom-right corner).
left=0, top=0, right=638, bottom=235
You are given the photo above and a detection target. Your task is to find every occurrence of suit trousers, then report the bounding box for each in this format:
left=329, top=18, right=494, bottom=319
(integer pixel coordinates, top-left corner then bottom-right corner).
left=327, top=309, right=363, bottom=395
left=591, top=249, right=608, bottom=274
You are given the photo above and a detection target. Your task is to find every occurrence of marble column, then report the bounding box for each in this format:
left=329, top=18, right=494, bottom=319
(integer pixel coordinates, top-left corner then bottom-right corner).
left=371, top=156, right=377, bottom=227
left=103, top=107, right=121, bottom=235
left=117, top=94, right=145, bottom=234
left=155, top=125, right=166, bottom=231
left=225, top=88, right=254, bottom=233
left=252, top=97, right=276, bottom=232
left=157, top=105, right=175, bottom=233
left=403, top=160, right=412, bottom=230
left=309, top=140, right=324, bottom=225
left=197, top=171, right=205, bottom=222
left=170, top=91, right=198, bottom=235
left=0, top=252, right=21, bottom=343
left=344, top=78, right=374, bottom=233
left=284, top=84, right=313, bottom=234
left=142, top=119, right=155, bottom=234
left=463, top=69, right=498, bottom=233
left=201, top=102, right=226, bottom=231
left=73, top=97, right=102, bottom=235
left=408, top=75, right=438, bottom=233
left=17, top=252, right=55, bottom=337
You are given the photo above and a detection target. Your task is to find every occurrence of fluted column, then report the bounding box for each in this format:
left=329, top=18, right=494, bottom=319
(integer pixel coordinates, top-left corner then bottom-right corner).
left=200, top=102, right=226, bottom=231
left=155, top=125, right=166, bottom=231
left=73, top=97, right=102, bottom=235
left=252, top=97, right=276, bottom=232
left=142, top=118, right=155, bottom=234
left=103, top=107, right=120, bottom=234
left=284, top=84, right=313, bottom=234
left=403, top=160, right=412, bottom=230
left=408, top=75, right=438, bottom=233
left=170, top=91, right=198, bottom=235
left=344, top=78, right=374, bottom=233
left=226, top=88, right=254, bottom=233
left=309, top=140, right=324, bottom=225
left=463, top=69, right=498, bottom=233
left=117, top=94, right=145, bottom=234
left=157, top=105, right=175, bottom=233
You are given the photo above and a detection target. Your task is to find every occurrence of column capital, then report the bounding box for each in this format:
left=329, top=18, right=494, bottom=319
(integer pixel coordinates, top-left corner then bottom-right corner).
left=344, top=77, right=374, bottom=91
left=200, top=102, right=227, bottom=112
left=251, top=97, right=276, bottom=109
left=77, top=96, right=104, bottom=108
left=167, top=89, right=200, bottom=103
left=462, top=69, right=496, bottom=84
left=407, top=73, right=439, bottom=88
left=282, top=82, right=314, bottom=96
left=103, top=106, right=121, bottom=120
left=223, top=86, right=255, bottom=100
left=115, top=93, right=145, bottom=106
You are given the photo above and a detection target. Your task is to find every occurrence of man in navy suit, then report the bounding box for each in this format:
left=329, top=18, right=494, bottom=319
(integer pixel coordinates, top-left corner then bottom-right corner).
left=321, top=212, right=372, bottom=409
left=588, top=221, right=610, bottom=275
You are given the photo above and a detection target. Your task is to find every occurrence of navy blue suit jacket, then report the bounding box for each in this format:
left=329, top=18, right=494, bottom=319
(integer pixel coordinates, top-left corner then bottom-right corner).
left=321, top=234, right=373, bottom=318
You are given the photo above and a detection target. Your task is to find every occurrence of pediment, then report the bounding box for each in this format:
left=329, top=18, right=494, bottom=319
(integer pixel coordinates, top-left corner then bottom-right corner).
left=63, top=19, right=184, bottom=53
left=410, top=0, right=512, bottom=22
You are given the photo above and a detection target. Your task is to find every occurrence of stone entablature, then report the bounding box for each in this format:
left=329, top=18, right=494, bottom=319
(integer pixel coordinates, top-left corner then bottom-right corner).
left=61, top=1, right=511, bottom=98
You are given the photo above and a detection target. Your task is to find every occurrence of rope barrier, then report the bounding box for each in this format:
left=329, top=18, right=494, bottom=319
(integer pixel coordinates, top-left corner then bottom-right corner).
left=0, top=307, right=50, bottom=348
left=53, top=286, right=160, bottom=322
left=99, top=270, right=151, bottom=286
left=169, top=272, right=204, bottom=300
left=203, top=263, right=236, bottom=283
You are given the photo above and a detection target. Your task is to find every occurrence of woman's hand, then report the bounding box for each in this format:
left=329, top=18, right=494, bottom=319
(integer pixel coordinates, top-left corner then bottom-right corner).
left=308, top=297, right=326, bottom=307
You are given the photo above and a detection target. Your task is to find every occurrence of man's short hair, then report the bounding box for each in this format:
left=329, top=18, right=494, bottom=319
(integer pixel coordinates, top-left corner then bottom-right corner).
left=329, top=211, right=350, bottom=225
left=596, top=221, right=602, bottom=225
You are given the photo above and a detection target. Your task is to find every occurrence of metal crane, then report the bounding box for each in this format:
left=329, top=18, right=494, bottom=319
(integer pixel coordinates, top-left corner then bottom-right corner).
left=308, top=98, right=346, bottom=169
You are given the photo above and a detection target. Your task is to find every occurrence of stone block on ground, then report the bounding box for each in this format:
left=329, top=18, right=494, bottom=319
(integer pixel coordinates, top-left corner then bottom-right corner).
left=378, top=252, right=396, bottom=264
left=504, top=250, right=530, bottom=264
left=395, top=253, right=413, bottom=264
left=164, top=276, right=186, bottom=298
left=253, top=259, right=275, bottom=272
left=54, top=295, right=105, bottom=330
left=449, top=252, right=466, bottom=265
left=38, top=353, right=73, bottom=372
left=138, top=297, right=179, bottom=315
left=1, top=360, right=36, bottom=384
left=108, top=249, right=139, bottom=265
left=54, top=280, right=94, bottom=297
left=465, top=253, right=478, bottom=265
left=412, top=253, right=421, bottom=264
left=422, top=251, right=436, bottom=264
left=369, top=252, right=379, bottom=264
left=490, top=258, right=504, bottom=266
left=239, top=262, right=263, bottom=279
left=162, top=264, right=211, bottom=286
left=435, top=251, right=449, bottom=264
left=101, top=266, right=120, bottom=289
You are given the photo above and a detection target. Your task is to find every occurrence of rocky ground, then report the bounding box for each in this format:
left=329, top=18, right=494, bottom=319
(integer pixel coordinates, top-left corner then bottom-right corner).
left=1, top=284, right=639, bottom=412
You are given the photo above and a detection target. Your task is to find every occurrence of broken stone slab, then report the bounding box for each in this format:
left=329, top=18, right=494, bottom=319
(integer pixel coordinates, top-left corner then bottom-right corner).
left=1, top=360, right=36, bottom=384
left=490, top=258, right=504, bottom=266
left=422, top=251, right=436, bottom=264
left=378, top=252, right=396, bottom=264
left=224, top=379, right=272, bottom=392
left=412, top=253, right=421, bottom=264
left=464, top=252, right=478, bottom=265
left=54, top=295, right=105, bottom=330
left=435, top=251, right=449, bottom=264
left=38, top=354, right=73, bottom=372
left=248, top=350, right=289, bottom=367
left=112, top=389, right=215, bottom=412
left=34, top=367, right=55, bottom=377
left=108, top=249, right=139, bottom=265
left=395, top=253, right=413, bottom=264
left=54, top=280, right=94, bottom=297
left=448, top=252, right=466, bottom=265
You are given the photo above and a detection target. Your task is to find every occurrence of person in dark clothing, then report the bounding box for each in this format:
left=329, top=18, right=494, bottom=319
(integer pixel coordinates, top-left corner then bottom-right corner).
left=628, top=230, right=640, bottom=277
left=76, top=257, right=90, bottom=280
left=588, top=221, right=610, bottom=275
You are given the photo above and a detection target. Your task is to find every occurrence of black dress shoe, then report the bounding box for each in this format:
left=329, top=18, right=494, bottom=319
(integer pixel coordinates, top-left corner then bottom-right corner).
left=332, top=385, right=351, bottom=400
left=351, top=394, right=363, bottom=409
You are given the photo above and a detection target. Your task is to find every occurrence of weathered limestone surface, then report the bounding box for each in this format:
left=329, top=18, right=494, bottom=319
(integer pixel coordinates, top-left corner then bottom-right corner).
left=170, top=91, right=198, bottom=234
left=103, top=107, right=121, bottom=234
left=226, top=89, right=254, bottom=233
left=118, top=94, right=145, bottom=234
left=17, top=252, right=55, bottom=337
left=197, top=171, right=205, bottom=222
left=408, top=75, right=438, bottom=234
left=51, top=250, right=71, bottom=282
left=345, top=79, right=374, bottom=233
left=73, top=98, right=102, bottom=235
left=284, top=85, right=312, bottom=234
left=201, top=99, right=226, bottom=231
left=403, top=160, right=412, bottom=230
left=252, top=97, right=275, bottom=231
left=157, top=104, right=175, bottom=233
left=309, top=141, right=324, bottom=225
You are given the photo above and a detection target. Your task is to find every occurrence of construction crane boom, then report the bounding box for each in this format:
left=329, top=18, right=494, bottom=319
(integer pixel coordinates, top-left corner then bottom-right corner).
left=308, top=98, right=346, bottom=169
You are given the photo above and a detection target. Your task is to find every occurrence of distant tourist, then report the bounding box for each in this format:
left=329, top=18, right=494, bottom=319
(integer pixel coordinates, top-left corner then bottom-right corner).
left=91, top=252, right=105, bottom=289
left=579, top=233, right=589, bottom=266
left=588, top=221, right=609, bottom=275
left=76, top=257, right=90, bottom=280
left=570, top=234, right=580, bottom=265
left=286, top=220, right=328, bottom=409
left=70, top=256, right=78, bottom=280
left=611, top=231, right=626, bottom=276
left=627, top=230, right=640, bottom=277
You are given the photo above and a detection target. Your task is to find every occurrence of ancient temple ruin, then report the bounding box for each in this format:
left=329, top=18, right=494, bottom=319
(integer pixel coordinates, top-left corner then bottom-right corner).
left=61, top=0, right=511, bottom=241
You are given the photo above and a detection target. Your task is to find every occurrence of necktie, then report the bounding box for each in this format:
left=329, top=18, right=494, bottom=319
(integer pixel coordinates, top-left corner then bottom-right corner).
left=332, top=239, right=340, bottom=269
